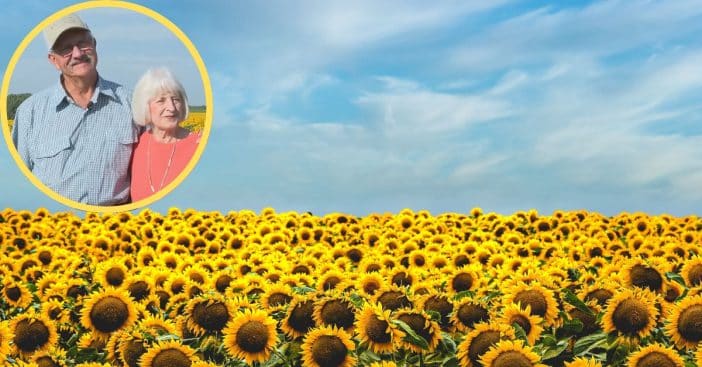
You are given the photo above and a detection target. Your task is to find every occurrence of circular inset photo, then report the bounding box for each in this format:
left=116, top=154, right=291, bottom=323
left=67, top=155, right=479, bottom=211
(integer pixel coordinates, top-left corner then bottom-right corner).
left=1, top=1, right=212, bottom=213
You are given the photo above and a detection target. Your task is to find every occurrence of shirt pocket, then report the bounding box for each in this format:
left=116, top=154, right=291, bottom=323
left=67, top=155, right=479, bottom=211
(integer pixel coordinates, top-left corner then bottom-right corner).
left=30, top=136, right=73, bottom=186
left=103, top=127, right=139, bottom=174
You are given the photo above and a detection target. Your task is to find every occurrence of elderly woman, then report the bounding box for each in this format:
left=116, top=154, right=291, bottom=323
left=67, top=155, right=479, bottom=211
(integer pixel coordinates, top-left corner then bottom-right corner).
left=130, top=68, right=200, bottom=202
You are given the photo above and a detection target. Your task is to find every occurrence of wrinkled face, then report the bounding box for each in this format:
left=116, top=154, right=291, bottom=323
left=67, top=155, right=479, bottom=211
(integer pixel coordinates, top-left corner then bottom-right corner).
left=48, top=29, right=97, bottom=78
left=149, top=91, right=184, bottom=131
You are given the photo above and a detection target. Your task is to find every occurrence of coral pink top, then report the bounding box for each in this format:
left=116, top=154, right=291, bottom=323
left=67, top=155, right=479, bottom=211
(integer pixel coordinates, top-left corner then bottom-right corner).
left=130, top=130, right=200, bottom=202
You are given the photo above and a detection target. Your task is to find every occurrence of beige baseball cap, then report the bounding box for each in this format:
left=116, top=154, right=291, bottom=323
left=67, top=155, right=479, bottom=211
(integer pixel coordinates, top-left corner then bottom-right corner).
left=43, top=14, right=90, bottom=51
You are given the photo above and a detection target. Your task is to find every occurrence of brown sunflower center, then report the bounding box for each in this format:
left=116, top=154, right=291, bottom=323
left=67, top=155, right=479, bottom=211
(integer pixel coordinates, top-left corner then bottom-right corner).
left=36, top=356, right=59, bottom=367
left=106, top=267, right=126, bottom=286
left=268, top=293, right=292, bottom=307
left=569, top=308, right=598, bottom=334
left=630, top=264, right=663, bottom=292
left=491, top=350, right=533, bottom=367
left=452, top=273, right=474, bottom=292
left=585, top=289, right=614, bottom=306
left=665, top=287, right=681, bottom=302
left=320, top=300, right=355, bottom=330
left=364, top=315, right=391, bottom=343
left=215, top=275, right=233, bottom=293
left=612, top=298, right=650, bottom=335
left=67, top=284, right=87, bottom=299
left=377, top=291, right=412, bottom=311
left=236, top=320, right=270, bottom=353
left=424, top=296, right=453, bottom=328
left=392, top=272, right=412, bottom=287
left=191, top=301, right=230, bottom=332
left=688, top=265, right=702, bottom=286
left=311, top=335, right=348, bottom=367
left=397, top=313, right=433, bottom=345
left=89, top=296, right=131, bottom=333
left=511, top=314, right=532, bottom=334
left=123, top=339, right=147, bottom=367
left=513, top=290, right=548, bottom=318
left=636, top=351, right=677, bottom=367
left=347, top=248, right=363, bottom=263
left=151, top=348, right=192, bottom=367
left=457, top=303, right=489, bottom=328
left=468, top=330, right=501, bottom=365
left=288, top=300, right=315, bottom=334
left=127, top=281, right=150, bottom=301
left=6, top=286, right=21, bottom=302
left=322, top=276, right=341, bottom=290
left=677, top=304, right=702, bottom=343
left=13, top=319, right=50, bottom=353
left=363, top=280, right=381, bottom=295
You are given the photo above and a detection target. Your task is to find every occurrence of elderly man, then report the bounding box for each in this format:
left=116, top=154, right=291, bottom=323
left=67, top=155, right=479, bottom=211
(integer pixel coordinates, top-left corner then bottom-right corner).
left=12, top=14, right=138, bottom=205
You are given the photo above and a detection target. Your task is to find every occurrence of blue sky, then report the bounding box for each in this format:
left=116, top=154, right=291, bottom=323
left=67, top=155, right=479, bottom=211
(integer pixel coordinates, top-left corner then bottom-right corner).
left=2, top=0, right=702, bottom=216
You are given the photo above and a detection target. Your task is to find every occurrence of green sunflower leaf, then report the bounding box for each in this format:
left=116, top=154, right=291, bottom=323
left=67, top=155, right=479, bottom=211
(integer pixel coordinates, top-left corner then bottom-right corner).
left=562, top=288, right=594, bottom=316
left=393, top=319, right=429, bottom=350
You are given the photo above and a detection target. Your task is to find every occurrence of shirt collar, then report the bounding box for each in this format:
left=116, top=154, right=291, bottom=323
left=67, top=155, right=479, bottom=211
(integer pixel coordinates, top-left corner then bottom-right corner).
left=51, top=74, right=117, bottom=109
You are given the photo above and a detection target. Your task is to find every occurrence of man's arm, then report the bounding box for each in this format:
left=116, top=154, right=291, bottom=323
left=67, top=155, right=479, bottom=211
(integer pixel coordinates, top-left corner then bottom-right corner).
left=11, top=102, right=33, bottom=170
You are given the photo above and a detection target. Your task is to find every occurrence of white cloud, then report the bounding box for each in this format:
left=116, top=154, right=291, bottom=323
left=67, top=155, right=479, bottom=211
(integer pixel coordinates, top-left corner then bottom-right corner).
left=357, top=78, right=512, bottom=134
left=449, top=0, right=702, bottom=72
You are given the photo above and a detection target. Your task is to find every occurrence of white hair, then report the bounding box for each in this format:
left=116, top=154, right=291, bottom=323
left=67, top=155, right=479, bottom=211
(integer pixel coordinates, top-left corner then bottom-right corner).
left=131, top=67, right=189, bottom=126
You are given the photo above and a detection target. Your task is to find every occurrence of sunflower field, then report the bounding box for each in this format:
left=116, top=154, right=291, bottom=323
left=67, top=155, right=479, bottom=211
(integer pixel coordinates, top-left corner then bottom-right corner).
left=0, top=207, right=701, bottom=367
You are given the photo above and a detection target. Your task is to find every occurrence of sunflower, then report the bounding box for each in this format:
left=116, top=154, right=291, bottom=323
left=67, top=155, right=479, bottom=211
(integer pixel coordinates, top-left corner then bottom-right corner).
left=0, top=321, right=12, bottom=364
left=497, top=303, right=543, bottom=346
left=222, top=308, right=277, bottom=365
left=313, top=293, right=356, bottom=332
left=623, top=258, right=667, bottom=293
left=301, top=325, right=356, bottom=367
left=355, top=302, right=400, bottom=354
left=2, top=278, right=32, bottom=308
left=209, top=270, right=235, bottom=294
left=579, top=281, right=618, bottom=308
left=118, top=328, right=152, bottom=367
left=31, top=346, right=66, bottom=367
left=10, top=311, right=58, bottom=357
left=184, top=293, right=236, bottom=336
left=626, top=343, right=685, bottom=367
left=260, top=283, right=294, bottom=311
left=369, top=362, right=398, bottom=367
left=123, top=275, right=154, bottom=302
left=164, top=274, right=189, bottom=296
left=449, top=267, right=480, bottom=294
left=373, top=285, right=413, bottom=311
left=394, top=309, right=442, bottom=353
left=389, top=267, right=416, bottom=288
left=681, top=257, right=702, bottom=287
left=480, top=339, right=546, bottom=367
left=453, top=298, right=491, bottom=332
left=77, top=331, right=107, bottom=351
left=564, top=357, right=603, bottom=367
left=316, top=269, right=346, bottom=292
left=139, top=340, right=196, bottom=367
left=418, top=291, right=454, bottom=330
left=602, top=288, right=658, bottom=344
left=663, top=280, right=684, bottom=303
left=457, top=322, right=515, bottom=367
left=80, top=288, right=138, bottom=339
left=665, top=294, right=702, bottom=349
left=503, top=282, right=559, bottom=326
left=94, top=258, right=129, bottom=288
left=357, top=272, right=385, bottom=297
left=282, top=296, right=317, bottom=339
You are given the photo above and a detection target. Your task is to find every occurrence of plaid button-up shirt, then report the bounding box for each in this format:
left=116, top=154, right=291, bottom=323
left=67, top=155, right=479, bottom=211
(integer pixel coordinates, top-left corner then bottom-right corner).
left=12, top=76, right=139, bottom=206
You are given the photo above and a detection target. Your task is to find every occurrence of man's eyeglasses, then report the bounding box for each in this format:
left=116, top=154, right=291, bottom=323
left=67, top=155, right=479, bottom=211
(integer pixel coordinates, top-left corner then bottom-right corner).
left=52, top=39, right=95, bottom=58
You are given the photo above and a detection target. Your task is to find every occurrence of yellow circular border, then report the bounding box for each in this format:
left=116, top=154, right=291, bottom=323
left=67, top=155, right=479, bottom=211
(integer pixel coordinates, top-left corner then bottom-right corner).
left=1, top=1, right=212, bottom=213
